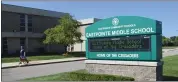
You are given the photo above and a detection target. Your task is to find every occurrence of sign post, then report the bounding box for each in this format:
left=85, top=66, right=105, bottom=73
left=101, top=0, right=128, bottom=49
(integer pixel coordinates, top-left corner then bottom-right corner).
left=85, top=16, right=163, bottom=81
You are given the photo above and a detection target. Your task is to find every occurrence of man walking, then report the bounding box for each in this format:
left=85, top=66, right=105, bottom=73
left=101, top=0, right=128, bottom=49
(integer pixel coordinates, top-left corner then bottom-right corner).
left=19, top=46, right=29, bottom=66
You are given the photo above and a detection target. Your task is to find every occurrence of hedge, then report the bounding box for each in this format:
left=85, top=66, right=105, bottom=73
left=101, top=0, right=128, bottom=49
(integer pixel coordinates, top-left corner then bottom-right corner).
left=59, top=72, right=134, bottom=81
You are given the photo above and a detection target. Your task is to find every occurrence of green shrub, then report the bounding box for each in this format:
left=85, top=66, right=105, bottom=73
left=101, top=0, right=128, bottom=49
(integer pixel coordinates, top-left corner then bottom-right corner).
left=61, top=72, right=134, bottom=81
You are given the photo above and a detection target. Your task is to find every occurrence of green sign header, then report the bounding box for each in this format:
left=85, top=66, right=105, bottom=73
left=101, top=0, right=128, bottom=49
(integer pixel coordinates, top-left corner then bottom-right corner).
left=86, top=16, right=162, bottom=38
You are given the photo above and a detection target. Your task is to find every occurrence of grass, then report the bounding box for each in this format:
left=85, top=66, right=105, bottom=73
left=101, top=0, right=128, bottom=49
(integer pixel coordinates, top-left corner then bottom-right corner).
left=2, top=53, right=85, bottom=63
left=163, top=46, right=178, bottom=49
left=23, top=69, right=134, bottom=81
left=163, top=55, right=178, bottom=81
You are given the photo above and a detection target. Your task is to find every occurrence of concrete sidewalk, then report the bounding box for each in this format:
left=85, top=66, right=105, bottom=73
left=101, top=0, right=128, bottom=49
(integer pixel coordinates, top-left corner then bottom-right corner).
left=2, top=57, right=86, bottom=69
left=162, top=47, right=178, bottom=53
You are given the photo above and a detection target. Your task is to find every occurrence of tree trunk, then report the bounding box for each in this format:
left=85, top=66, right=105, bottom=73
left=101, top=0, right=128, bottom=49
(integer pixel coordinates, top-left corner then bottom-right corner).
left=65, top=51, right=68, bottom=56
left=63, top=45, right=69, bottom=56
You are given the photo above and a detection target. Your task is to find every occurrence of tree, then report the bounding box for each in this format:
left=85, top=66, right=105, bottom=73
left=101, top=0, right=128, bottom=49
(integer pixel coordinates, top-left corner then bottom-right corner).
left=170, top=36, right=178, bottom=46
left=162, top=36, right=178, bottom=46
left=162, top=36, right=167, bottom=46
left=43, top=14, right=82, bottom=55
left=170, top=36, right=176, bottom=42
left=174, top=36, right=178, bottom=46
left=162, top=36, right=171, bottom=46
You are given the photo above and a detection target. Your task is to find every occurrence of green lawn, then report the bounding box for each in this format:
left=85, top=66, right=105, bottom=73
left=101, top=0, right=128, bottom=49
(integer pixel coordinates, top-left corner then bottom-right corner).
left=2, top=53, right=83, bottom=63
left=22, top=55, right=178, bottom=81
left=163, top=46, right=178, bottom=49
left=23, top=69, right=134, bottom=81
left=163, top=55, right=178, bottom=81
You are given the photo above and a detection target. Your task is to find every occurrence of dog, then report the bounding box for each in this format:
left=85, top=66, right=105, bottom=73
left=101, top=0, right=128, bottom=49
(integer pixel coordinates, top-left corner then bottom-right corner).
left=19, top=57, right=29, bottom=66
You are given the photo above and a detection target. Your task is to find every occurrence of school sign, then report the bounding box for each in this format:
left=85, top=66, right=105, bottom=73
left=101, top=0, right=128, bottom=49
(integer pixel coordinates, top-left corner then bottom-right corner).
left=85, top=16, right=162, bottom=61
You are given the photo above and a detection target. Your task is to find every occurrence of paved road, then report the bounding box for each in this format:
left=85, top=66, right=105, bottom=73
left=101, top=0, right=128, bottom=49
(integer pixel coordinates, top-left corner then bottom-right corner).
left=2, top=48, right=178, bottom=81
left=163, top=48, right=178, bottom=57
left=2, top=61, right=85, bottom=81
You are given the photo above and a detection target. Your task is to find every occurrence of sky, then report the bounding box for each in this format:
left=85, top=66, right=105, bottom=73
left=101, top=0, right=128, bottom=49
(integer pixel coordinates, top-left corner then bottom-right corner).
left=2, top=1, right=178, bottom=37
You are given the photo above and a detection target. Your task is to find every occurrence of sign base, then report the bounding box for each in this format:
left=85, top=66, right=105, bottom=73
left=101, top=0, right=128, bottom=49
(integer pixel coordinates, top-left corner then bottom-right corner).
left=85, top=60, right=163, bottom=81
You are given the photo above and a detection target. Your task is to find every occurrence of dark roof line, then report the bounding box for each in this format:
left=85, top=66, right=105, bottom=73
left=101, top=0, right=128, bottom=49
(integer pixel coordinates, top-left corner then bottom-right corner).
left=2, top=3, right=68, bottom=18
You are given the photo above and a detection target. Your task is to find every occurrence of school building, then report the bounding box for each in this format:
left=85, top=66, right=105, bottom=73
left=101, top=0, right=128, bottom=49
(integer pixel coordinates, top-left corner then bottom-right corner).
left=1, top=4, right=100, bottom=56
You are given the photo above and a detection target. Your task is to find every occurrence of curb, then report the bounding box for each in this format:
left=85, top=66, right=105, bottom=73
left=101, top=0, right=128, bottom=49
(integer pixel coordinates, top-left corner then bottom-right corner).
left=2, top=58, right=86, bottom=69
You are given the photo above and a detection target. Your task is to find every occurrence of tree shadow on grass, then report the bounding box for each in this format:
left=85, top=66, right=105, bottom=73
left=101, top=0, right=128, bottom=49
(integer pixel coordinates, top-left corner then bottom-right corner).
left=163, top=76, right=178, bottom=81
left=68, top=52, right=86, bottom=57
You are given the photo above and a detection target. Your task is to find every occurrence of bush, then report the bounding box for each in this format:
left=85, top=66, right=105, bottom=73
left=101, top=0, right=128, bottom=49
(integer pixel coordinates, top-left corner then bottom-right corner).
left=60, top=72, right=134, bottom=81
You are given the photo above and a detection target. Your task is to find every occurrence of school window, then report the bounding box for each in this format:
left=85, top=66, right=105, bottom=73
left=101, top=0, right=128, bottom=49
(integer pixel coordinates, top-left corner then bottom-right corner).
left=28, top=15, right=32, bottom=23
left=28, top=19, right=32, bottom=27
left=20, top=14, right=25, bottom=31
left=20, top=26, right=25, bottom=31
left=3, top=45, right=8, bottom=48
left=28, top=15, right=32, bottom=19
left=20, top=14, right=25, bottom=19
left=20, top=23, right=25, bottom=26
left=20, top=19, right=25, bottom=23
left=3, top=43, right=7, bottom=46
left=3, top=38, right=7, bottom=44
left=28, top=27, right=33, bottom=32
left=3, top=38, right=7, bottom=45
left=67, top=45, right=74, bottom=52
left=2, top=37, right=8, bottom=53
left=28, top=19, right=32, bottom=23
left=28, top=15, right=33, bottom=32
left=3, top=49, right=8, bottom=53
left=20, top=38, right=25, bottom=46
left=28, top=23, right=32, bottom=27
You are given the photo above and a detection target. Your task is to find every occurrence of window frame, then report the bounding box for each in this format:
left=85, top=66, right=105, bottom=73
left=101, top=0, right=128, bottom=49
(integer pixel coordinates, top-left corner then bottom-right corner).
left=20, top=38, right=25, bottom=46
